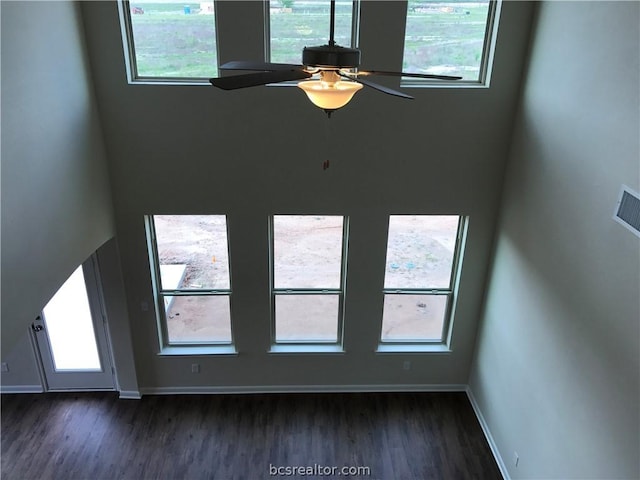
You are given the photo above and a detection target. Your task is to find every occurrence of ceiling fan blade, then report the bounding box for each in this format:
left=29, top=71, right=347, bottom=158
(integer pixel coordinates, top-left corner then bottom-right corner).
left=359, top=70, right=462, bottom=81
left=340, top=73, right=413, bottom=100
left=220, top=61, right=305, bottom=72
left=210, top=69, right=312, bottom=90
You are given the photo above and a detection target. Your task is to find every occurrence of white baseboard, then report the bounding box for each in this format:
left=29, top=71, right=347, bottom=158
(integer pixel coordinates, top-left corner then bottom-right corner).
left=5, top=387, right=139, bottom=400
left=0, top=385, right=44, bottom=394
left=466, top=386, right=509, bottom=480
left=139, top=384, right=468, bottom=396
left=119, top=390, right=142, bottom=400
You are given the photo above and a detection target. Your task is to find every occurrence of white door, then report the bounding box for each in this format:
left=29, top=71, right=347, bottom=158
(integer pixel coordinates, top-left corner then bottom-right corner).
left=32, top=255, right=115, bottom=390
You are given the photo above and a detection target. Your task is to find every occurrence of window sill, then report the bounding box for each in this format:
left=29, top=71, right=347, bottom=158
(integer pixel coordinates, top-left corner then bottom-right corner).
left=400, top=80, right=487, bottom=89
left=129, top=78, right=209, bottom=86
left=269, top=344, right=345, bottom=355
left=375, top=344, right=452, bottom=354
left=158, top=345, right=238, bottom=356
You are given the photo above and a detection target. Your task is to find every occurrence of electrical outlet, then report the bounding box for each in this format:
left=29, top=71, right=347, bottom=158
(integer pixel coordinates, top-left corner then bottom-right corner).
left=191, top=363, right=200, bottom=373
left=1, top=362, right=8, bottom=373
left=513, top=451, right=519, bottom=467
left=403, top=361, right=411, bottom=370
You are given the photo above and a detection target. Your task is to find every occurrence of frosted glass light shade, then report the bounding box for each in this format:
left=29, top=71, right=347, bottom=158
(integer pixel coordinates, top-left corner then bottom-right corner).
left=298, top=79, right=363, bottom=111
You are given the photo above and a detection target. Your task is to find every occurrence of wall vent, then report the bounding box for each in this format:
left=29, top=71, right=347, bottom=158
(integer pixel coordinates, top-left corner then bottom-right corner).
left=613, top=185, right=640, bottom=238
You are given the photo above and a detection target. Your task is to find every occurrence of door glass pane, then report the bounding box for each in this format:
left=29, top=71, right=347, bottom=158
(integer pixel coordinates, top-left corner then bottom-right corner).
left=381, top=294, right=448, bottom=341
left=128, top=2, right=218, bottom=78
left=273, top=215, right=344, bottom=289
left=154, top=215, right=230, bottom=290
left=275, top=295, right=339, bottom=342
left=403, top=0, right=491, bottom=80
left=384, top=215, right=458, bottom=289
left=164, top=295, right=232, bottom=343
left=42, top=267, right=101, bottom=371
left=270, top=0, right=354, bottom=64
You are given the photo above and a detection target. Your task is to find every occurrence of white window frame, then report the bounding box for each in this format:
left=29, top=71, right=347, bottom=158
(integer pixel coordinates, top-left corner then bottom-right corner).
left=118, top=0, right=221, bottom=85
left=400, top=0, right=501, bottom=89
left=268, top=215, right=349, bottom=353
left=145, top=215, right=236, bottom=355
left=377, top=215, right=466, bottom=353
left=265, top=0, right=361, bottom=63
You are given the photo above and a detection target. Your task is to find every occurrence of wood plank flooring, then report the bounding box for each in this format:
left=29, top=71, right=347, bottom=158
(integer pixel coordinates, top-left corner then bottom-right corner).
left=1, top=392, right=501, bottom=480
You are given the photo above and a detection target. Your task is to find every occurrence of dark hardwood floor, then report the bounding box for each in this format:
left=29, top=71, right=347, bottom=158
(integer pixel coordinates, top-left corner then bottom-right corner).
left=1, top=392, right=501, bottom=480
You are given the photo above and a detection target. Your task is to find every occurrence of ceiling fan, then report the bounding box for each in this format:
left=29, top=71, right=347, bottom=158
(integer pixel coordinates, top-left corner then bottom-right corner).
left=209, top=0, right=462, bottom=116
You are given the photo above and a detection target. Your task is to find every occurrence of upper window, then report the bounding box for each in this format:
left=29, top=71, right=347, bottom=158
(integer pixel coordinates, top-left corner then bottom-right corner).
left=123, top=1, right=218, bottom=79
left=402, top=1, right=494, bottom=82
left=269, top=0, right=356, bottom=64
left=146, top=215, right=233, bottom=349
left=380, top=215, right=463, bottom=345
left=270, top=215, right=348, bottom=347
left=120, top=1, right=497, bottom=84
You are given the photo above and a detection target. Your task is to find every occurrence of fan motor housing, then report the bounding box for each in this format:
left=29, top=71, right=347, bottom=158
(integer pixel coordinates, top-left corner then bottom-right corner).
left=302, top=45, right=361, bottom=69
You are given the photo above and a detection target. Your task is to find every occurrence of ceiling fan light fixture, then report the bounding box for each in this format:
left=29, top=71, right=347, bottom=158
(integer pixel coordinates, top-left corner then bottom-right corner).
left=298, top=71, right=363, bottom=112
left=210, top=1, right=462, bottom=115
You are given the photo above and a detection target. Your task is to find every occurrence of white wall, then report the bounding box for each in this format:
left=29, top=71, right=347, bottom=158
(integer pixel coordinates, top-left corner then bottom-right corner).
left=469, top=2, right=640, bottom=478
left=79, top=1, right=534, bottom=391
left=1, top=2, right=115, bottom=378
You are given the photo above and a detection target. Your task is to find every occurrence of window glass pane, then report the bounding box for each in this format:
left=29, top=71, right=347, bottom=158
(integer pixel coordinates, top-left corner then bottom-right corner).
left=403, top=1, right=491, bottom=80
left=164, top=295, right=232, bottom=343
left=154, top=215, right=230, bottom=290
left=270, top=0, right=354, bottom=64
left=273, top=215, right=344, bottom=289
left=384, top=215, right=458, bottom=289
left=381, top=294, right=448, bottom=341
left=128, top=2, right=217, bottom=78
left=275, top=295, right=339, bottom=342
left=42, top=266, right=101, bottom=371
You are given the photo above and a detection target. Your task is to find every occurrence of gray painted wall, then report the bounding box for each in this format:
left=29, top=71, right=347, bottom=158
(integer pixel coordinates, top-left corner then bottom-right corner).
left=469, top=2, right=640, bottom=478
left=1, top=2, right=115, bottom=366
left=79, top=1, right=534, bottom=391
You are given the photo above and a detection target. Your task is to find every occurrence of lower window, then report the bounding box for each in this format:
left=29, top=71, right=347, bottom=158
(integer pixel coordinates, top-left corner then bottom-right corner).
left=380, top=215, right=464, bottom=345
left=270, top=215, right=348, bottom=346
left=146, top=215, right=233, bottom=347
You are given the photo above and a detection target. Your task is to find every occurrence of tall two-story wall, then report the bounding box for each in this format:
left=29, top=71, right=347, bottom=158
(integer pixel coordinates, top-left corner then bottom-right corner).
left=79, top=1, right=533, bottom=391
left=470, top=2, right=640, bottom=478
left=1, top=1, right=115, bottom=387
